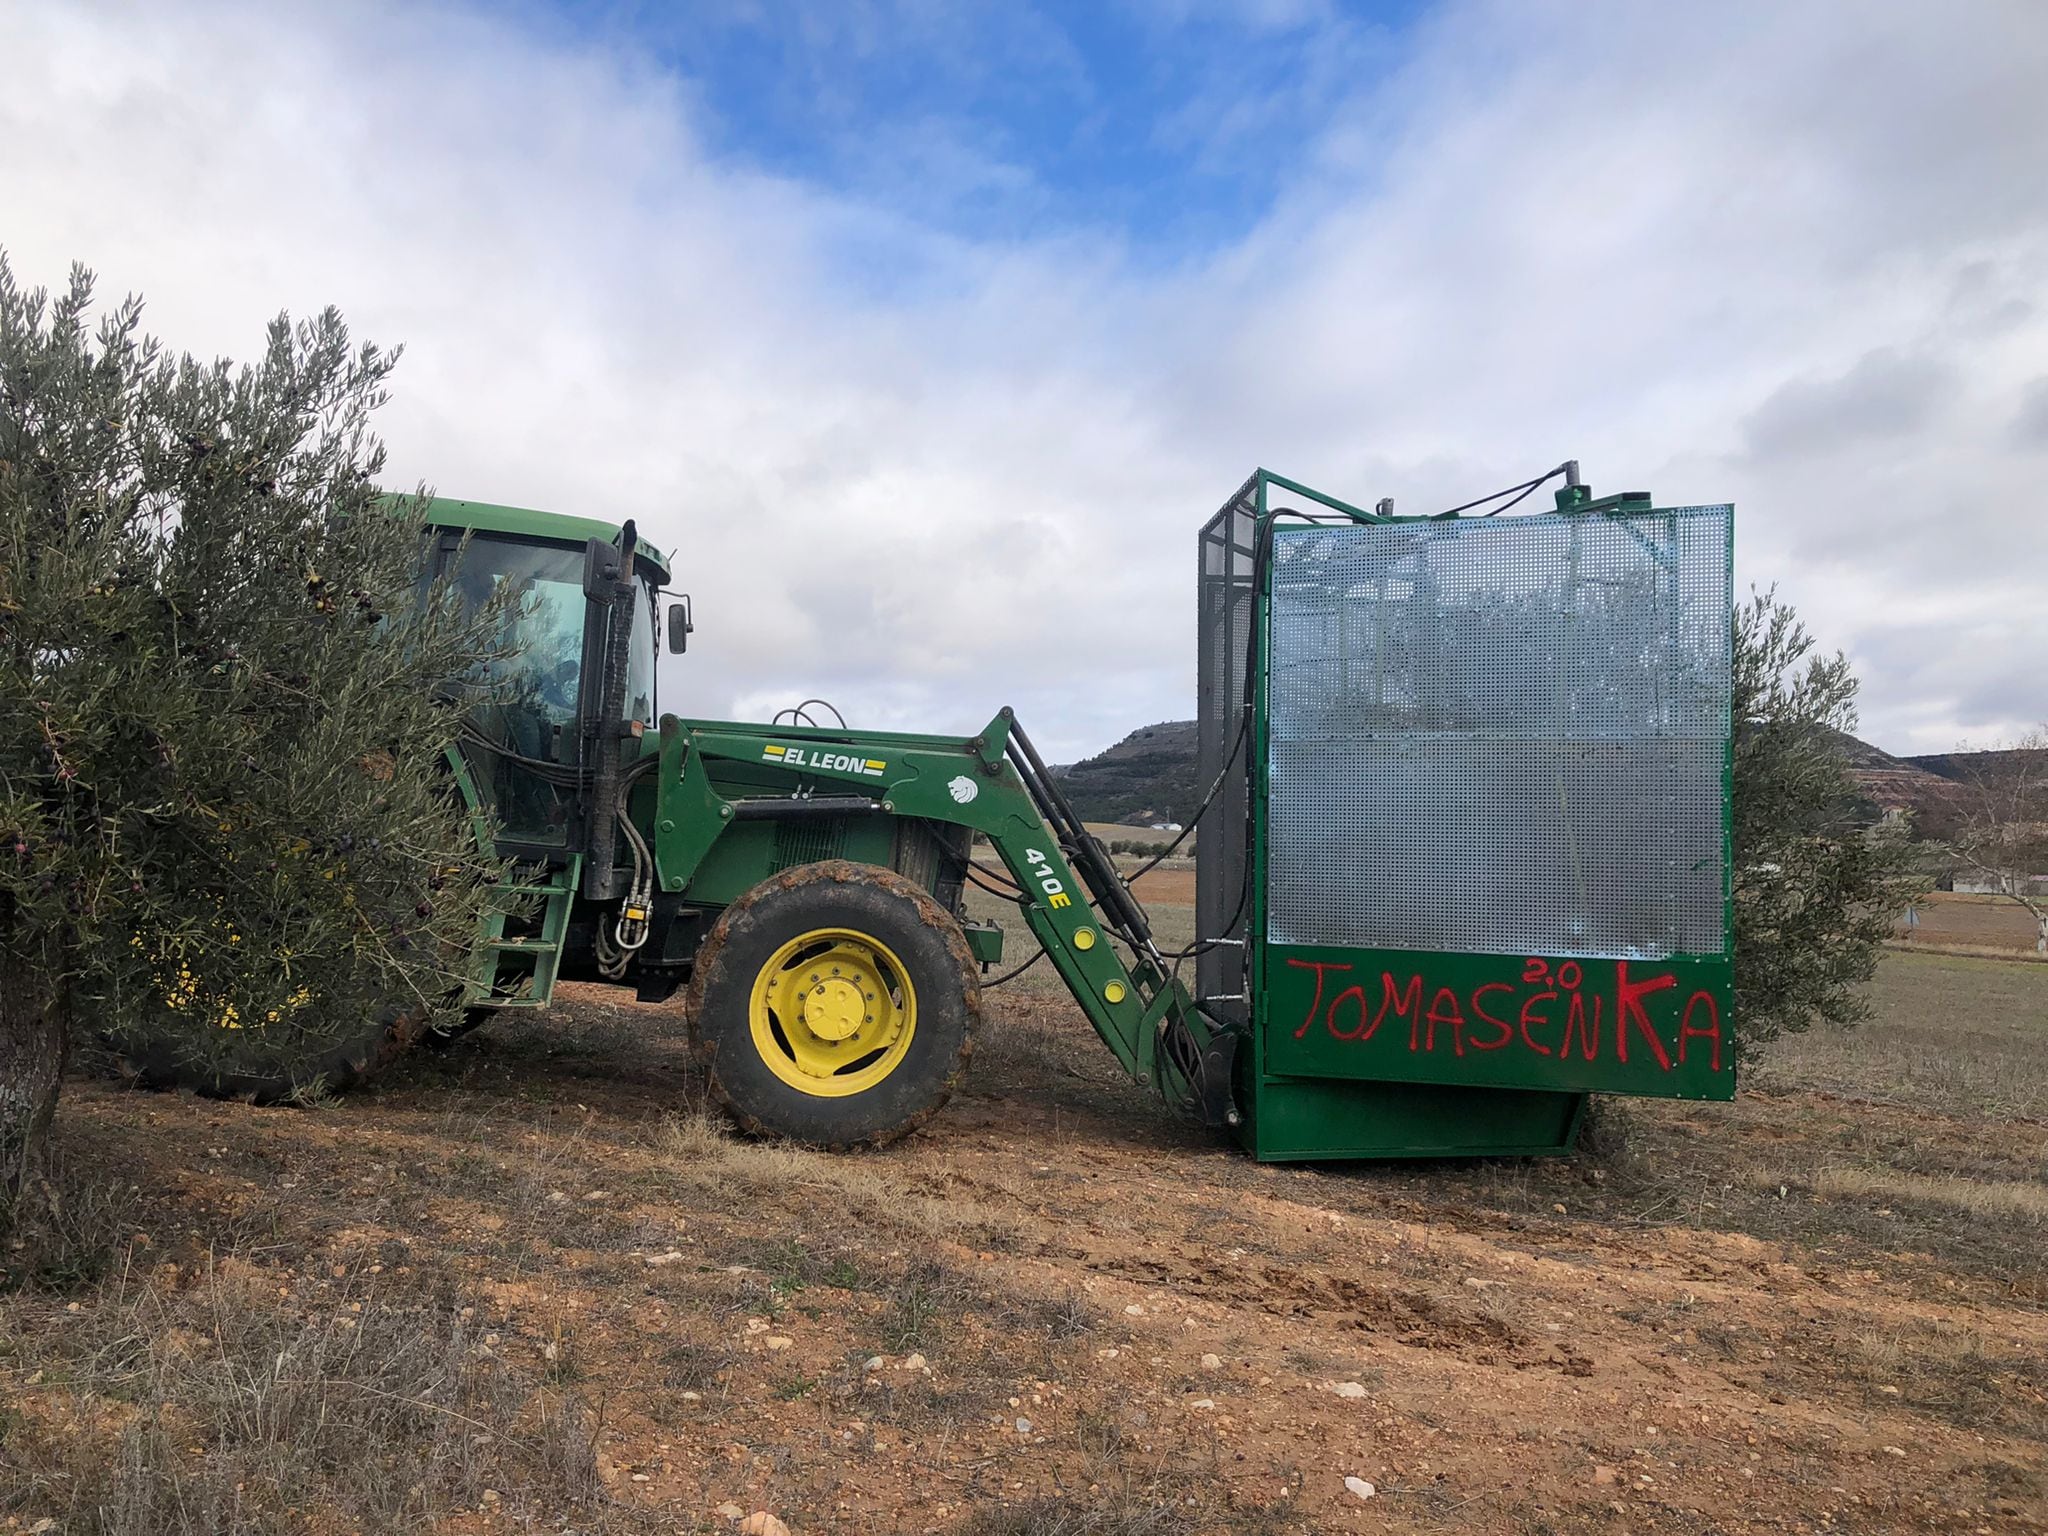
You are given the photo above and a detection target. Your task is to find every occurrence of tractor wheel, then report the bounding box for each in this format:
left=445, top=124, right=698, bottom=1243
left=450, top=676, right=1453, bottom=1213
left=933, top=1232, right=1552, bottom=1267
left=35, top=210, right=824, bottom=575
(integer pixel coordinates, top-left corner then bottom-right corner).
left=113, top=1003, right=431, bottom=1103
left=686, top=860, right=980, bottom=1148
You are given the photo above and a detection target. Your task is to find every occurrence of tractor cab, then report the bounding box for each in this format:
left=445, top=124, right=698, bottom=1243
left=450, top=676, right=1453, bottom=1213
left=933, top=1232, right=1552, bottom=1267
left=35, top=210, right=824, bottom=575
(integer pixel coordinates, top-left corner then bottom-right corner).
left=421, top=499, right=672, bottom=863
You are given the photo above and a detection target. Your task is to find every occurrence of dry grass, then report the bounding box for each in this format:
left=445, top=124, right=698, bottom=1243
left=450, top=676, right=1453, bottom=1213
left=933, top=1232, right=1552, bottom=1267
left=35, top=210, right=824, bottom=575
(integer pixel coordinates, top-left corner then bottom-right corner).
left=1837, top=1318, right=2048, bottom=1438
left=10, top=903, right=2045, bottom=1534
left=1399, top=948, right=2048, bottom=1295
left=651, top=1109, right=1015, bottom=1248
left=0, top=1260, right=606, bottom=1535
left=1749, top=949, right=2048, bottom=1120
left=1812, top=1162, right=2048, bottom=1224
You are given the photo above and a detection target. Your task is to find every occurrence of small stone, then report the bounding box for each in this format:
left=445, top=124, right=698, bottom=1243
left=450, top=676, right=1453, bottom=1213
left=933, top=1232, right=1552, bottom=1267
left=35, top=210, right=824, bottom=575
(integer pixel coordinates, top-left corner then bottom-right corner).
left=583, top=1190, right=609, bottom=1201
left=1552, top=1202, right=1568, bottom=1215
left=739, top=1515, right=790, bottom=1536
left=764, top=1335, right=794, bottom=1351
left=1593, top=1465, right=1620, bottom=1486
left=1344, top=1476, right=1377, bottom=1501
left=1883, top=1445, right=1906, bottom=1457
left=1201, top=1353, right=1222, bottom=1370
left=480, top=1488, right=502, bottom=1503
left=680, top=1390, right=702, bottom=1401
left=902, top=1353, right=927, bottom=1370
left=865, top=1356, right=885, bottom=1372
left=1015, top=1416, right=1033, bottom=1434
left=1124, top=1304, right=1146, bottom=1316
left=1331, top=1381, right=1368, bottom=1399
left=631, top=1472, right=651, bottom=1482
left=715, top=1504, right=744, bottom=1521
left=1878, top=1384, right=1900, bottom=1396
left=1190, top=1398, right=1217, bottom=1410
left=645, top=1251, right=687, bottom=1266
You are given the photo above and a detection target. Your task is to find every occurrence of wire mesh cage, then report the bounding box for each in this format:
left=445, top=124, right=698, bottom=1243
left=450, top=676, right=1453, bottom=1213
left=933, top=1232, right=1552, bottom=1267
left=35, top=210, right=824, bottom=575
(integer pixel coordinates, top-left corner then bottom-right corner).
left=1263, top=506, right=1733, bottom=960
left=1195, top=475, right=1261, bottom=1022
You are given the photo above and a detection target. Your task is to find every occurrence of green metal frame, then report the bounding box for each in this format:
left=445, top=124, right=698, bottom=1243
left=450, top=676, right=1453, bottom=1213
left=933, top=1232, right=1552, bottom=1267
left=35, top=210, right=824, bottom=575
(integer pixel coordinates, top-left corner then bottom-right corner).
left=420, top=475, right=1731, bottom=1165
left=1229, top=470, right=1735, bottom=1161
left=645, top=710, right=1213, bottom=1092
left=443, top=745, right=581, bottom=1009
left=407, top=494, right=673, bottom=581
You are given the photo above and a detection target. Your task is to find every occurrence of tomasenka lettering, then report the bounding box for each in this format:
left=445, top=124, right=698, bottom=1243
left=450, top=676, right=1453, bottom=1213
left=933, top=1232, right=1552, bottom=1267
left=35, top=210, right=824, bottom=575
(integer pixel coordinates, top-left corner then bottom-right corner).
left=1284, top=956, right=1722, bottom=1072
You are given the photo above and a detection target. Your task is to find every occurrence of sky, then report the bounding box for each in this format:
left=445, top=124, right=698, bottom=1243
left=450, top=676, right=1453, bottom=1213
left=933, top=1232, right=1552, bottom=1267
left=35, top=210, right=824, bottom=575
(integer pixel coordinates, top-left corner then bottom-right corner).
left=3, top=0, right=2044, bottom=760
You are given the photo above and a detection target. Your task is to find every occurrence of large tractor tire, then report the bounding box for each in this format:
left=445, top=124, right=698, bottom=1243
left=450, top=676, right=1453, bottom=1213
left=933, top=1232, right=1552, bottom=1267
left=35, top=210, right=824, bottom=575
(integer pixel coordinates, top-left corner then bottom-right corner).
left=686, top=860, right=980, bottom=1148
left=113, top=1003, right=431, bottom=1103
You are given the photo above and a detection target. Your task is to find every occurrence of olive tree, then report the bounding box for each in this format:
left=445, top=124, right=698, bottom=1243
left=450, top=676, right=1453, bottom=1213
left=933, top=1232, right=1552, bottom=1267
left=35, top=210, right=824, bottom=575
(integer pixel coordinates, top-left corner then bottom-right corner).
left=0, top=257, right=508, bottom=1234
left=1731, top=588, right=1923, bottom=1046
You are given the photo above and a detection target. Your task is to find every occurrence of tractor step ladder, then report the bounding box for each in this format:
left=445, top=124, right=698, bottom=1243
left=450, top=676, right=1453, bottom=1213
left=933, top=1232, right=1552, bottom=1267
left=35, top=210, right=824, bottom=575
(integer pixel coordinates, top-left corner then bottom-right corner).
left=467, top=856, right=580, bottom=1010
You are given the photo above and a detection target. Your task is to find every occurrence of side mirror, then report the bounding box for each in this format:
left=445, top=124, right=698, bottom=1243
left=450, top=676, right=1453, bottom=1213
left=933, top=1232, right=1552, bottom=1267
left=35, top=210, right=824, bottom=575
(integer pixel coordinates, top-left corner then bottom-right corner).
left=666, top=596, right=694, bottom=654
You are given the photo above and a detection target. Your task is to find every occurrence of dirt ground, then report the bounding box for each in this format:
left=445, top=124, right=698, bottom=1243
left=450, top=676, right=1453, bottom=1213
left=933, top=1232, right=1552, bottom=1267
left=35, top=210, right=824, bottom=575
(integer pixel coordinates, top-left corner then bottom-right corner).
left=3, top=936, right=2045, bottom=1535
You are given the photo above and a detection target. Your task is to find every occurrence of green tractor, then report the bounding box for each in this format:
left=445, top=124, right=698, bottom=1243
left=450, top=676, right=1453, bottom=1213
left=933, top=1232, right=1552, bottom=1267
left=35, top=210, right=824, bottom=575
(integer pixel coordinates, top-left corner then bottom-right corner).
left=419, top=498, right=1226, bottom=1147
left=127, top=470, right=1740, bottom=1161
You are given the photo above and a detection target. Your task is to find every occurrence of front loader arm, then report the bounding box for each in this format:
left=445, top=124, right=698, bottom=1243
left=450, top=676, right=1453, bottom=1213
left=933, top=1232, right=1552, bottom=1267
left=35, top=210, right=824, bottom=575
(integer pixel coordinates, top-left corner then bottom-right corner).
left=649, top=709, right=1235, bottom=1122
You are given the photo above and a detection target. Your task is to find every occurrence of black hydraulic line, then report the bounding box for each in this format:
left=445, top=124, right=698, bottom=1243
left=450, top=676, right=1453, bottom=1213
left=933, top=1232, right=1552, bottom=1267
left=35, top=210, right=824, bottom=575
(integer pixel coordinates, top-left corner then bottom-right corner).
left=966, top=863, right=1026, bottom=901
left=795, top=698, right=847, bottom=727
left=1120, top=706, right=1249, bottom=887
left=729, top=795, right=883, bottom=821
left=1003, top=712, right=1153, bottom=947
left=457, top=724, right=590, bottom=785
left=980, top=946, right=1047, bottom=989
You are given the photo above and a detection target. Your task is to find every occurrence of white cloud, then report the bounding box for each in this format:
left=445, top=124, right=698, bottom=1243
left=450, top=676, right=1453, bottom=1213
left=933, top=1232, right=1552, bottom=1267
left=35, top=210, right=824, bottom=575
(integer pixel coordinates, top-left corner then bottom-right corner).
left=2, top=0, right=2043, bottom=758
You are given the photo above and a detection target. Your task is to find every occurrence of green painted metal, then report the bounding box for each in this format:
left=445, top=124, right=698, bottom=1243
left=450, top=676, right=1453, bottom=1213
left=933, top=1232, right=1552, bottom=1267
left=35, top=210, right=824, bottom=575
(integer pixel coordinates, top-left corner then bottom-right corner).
left=1245, top=1077, right=1588, bottom=1162
left=442, top=743, right=574, bottom=1008
left=1220, top=469, right=1734, bottom=1162
left=962, top=922, right=1004, bottom=965
left=1255, top=468, right=1391, bottom=525
left=411, top=495, right=674, bottom=582
left=1263, top=946, right=1731, bottom=1098
left=424, top=498, right=1213, bottom=1123
left=465, top=859, right=581, bottom=1009
left=425, top=474, right=1731, bottom=1166
left=642, top=710, right=1212, bottom=1091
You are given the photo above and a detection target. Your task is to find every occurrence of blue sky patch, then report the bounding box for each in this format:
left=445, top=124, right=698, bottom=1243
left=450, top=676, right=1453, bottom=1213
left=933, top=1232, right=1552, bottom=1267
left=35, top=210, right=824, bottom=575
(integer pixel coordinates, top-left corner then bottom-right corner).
left=521, top=1, right=1424, bottom=251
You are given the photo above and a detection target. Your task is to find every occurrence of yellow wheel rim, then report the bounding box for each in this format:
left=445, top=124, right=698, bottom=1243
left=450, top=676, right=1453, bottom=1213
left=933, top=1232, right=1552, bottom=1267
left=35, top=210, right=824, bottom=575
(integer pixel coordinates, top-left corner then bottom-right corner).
left=747, top=927, right=917, bottom=1098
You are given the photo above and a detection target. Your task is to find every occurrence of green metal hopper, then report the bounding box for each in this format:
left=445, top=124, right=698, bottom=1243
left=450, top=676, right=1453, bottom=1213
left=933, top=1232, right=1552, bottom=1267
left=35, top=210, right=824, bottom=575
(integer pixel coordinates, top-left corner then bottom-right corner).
left=1196, top=470, right=1736, bottom=1160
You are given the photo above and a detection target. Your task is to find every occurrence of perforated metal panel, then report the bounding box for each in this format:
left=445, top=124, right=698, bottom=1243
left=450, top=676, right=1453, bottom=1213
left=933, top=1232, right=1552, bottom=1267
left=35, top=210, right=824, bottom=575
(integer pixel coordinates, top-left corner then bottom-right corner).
left=1195, top=475, right=1260, bottom=1023
left=1265, top=506, right=1731, bottom=960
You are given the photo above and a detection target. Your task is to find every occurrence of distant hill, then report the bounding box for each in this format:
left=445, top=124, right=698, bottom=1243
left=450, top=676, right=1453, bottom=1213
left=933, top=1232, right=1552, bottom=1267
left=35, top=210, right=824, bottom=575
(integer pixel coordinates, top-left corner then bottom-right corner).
left=1054, top=719, right=2037, bottom=832
left=1902, top=747, right=2045, bottom=783
left=1053, top=720, right=1199, bottom=826
left=1819, top=727, right=1959, bottom=818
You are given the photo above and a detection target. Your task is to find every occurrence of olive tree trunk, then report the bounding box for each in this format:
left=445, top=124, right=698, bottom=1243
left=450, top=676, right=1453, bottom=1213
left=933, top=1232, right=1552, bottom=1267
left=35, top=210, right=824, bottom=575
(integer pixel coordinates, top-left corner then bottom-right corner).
left=0, top=939, right=68, bottom=1231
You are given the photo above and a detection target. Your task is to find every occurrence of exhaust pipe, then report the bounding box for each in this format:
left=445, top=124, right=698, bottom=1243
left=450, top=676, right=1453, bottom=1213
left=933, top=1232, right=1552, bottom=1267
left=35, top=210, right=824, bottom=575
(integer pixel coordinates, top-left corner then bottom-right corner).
left=582, top=520, right=640, bottom=900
